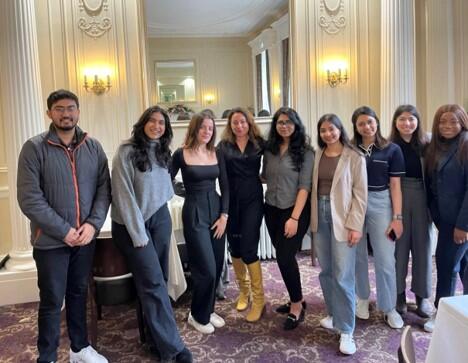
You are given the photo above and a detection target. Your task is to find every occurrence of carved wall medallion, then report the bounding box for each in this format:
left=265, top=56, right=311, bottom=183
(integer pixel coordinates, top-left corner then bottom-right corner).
left=78, top=0, right=111, bottom=38
left=319, top=0, right=346, bottom=35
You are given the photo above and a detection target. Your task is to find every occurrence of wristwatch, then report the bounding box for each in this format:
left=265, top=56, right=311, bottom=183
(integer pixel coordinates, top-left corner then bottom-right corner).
left=392, top=214, right=403, bottom=221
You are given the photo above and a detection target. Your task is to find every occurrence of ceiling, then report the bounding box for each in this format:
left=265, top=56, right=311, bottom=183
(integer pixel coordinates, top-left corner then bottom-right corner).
left=145, top=0, right=288, bottom=38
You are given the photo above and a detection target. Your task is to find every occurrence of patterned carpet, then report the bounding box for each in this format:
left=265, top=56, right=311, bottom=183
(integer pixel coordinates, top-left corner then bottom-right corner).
left=0, top=252, right=459, bottom=363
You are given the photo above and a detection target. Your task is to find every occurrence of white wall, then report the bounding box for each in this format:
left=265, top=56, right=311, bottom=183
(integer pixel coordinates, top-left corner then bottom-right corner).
left=290, top=0, right=382, bottom=141
left=147, top=37, right=254, bottom=118
left=0, top=92, right=11, bottom=255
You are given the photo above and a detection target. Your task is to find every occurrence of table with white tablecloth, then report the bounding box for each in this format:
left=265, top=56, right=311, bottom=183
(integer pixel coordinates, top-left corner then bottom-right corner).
left=425, top=295, right=468, bottom=363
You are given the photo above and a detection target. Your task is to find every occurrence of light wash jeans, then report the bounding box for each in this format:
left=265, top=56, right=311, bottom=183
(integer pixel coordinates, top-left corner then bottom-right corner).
left=355, top=189, right=396, bottom=313
left=314, top=196, right=356, bottom=334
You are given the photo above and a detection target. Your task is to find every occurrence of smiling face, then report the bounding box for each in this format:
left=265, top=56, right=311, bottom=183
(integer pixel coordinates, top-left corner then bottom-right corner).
left=143, top=112, right=166, bottom=140
left=276, top=113, right=295, bottom=141
left=319, top=120, right=341, bottom=146
left=355, top=114, right=378, bottom=140
left=396, top=111, right=418, bottom=139
left=197, top=118, right=215, bottom=145
left=230, top=112, right=249, bottom=139
left=439, top=112, right=462, bottom=139
left=47, top=98, right=80, bottom=131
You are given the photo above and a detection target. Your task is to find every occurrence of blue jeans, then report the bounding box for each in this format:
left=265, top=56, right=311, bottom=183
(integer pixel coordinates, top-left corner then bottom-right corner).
left=33, top=243, right=95, bottom=362
left=355, top=190, right=397, bottom=313
left=314, top=197, right=356, bottom=334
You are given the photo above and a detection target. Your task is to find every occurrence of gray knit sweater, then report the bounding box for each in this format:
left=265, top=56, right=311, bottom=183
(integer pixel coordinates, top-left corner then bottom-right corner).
left=111, top=141, right=174, bottom=247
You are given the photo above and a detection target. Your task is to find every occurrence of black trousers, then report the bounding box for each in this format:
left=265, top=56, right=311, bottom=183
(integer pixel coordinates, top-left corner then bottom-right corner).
left=435, top=221, right=468, bottom=307
left=33, top=243, right=95, bottom=363
left=182, top=190, right=226, bottom=324
left=112, top=204, right=184, bottom=360
left=227, top=194, right=264, bottom=264
left=265, top=203, right=310, bottom=303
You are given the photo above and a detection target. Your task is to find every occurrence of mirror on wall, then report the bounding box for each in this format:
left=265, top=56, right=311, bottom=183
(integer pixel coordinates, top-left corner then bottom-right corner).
left=155, top=60, right=196, bottom=104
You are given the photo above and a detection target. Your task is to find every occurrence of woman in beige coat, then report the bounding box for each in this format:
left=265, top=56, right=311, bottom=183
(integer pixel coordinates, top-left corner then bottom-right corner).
left=310, top=114, right=367, bottom=355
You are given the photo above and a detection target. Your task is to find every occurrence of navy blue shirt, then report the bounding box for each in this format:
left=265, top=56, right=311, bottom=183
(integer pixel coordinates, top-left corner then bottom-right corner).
left=359, top=142, right=405, bottom=191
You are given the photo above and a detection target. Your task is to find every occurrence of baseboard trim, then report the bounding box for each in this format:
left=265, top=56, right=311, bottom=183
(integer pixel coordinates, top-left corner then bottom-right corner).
left=0, top=269, right=39, bottom=306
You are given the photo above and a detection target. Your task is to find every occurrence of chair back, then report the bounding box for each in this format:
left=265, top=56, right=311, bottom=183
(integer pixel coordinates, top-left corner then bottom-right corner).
left=93, top=237, right=129, bottom=277
left=398, top=325, right=416, bottom=363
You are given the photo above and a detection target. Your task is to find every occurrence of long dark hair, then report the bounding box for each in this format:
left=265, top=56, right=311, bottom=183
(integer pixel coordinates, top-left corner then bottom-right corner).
left=129, top=105, right=173, bottom=172
left=317, top=113, right=354, bottom=150
left=389, top=104, right=429, bottom=155
left=351, top=106, right=389, bottom=149
left=266, top=107, right=312, bottom=171
left=426, top=104, right=468, bottom=174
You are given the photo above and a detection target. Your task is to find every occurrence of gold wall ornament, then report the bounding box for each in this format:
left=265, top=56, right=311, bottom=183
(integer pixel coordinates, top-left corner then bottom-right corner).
left=319, top=0, right=346, bottom=35
left=78, top=0, right=112, bottom=38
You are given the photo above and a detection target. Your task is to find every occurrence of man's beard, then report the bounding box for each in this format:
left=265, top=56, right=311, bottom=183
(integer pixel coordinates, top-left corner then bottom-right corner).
left=54, top=118, right=77, bottom=131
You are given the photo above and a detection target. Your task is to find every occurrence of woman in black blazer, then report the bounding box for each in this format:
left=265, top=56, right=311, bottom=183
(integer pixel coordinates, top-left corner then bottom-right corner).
left=424, top=104, right=468, bottom=332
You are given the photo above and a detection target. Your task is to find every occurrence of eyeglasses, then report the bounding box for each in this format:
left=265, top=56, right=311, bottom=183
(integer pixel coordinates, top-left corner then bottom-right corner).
left=277, top=120, right=294, bottom=127
left=52, top=105, right=78, bottom=114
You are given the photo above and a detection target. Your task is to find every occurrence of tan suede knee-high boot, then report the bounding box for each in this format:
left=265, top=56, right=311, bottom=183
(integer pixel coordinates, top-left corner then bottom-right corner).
left=231, top=257, right=250, bottom=311
left=246, top=260, right=265, bottom=322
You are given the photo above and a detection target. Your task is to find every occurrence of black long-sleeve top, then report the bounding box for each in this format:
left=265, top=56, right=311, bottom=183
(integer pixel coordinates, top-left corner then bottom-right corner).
left=216, top=139, right=264, bottom=204
left=171, top=147, right=229, bottom=214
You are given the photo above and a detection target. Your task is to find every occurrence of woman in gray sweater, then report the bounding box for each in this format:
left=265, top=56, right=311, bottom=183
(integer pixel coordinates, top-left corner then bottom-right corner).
left=111, top=106, right=192, bottom=363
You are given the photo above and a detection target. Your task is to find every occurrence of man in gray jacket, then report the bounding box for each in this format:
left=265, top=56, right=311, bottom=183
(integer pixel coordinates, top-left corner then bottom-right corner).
left=17, top=89, right=111, bottom=363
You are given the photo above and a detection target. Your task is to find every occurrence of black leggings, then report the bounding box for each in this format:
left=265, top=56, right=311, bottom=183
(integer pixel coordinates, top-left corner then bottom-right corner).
left=227, top=195, right=264, bottom=264
left=265, top=203, right=310, bottom=302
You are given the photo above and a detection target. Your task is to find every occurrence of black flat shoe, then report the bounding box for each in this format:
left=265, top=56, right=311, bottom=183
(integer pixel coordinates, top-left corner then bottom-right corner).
left=175, top=347, right=193, bottom=363
left=283, top=308, right=305, bottom=330
left=276, top=301, right=307, bottom=314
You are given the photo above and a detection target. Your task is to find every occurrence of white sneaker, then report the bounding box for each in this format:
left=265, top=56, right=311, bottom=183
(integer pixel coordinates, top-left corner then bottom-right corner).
left=356, top=298, right=369, bottom=320
left=188, top=312, right=215, bottom=334
left=69, top=345, right=108, bottom=363
left=424, top=312, right=437, bottom=333
left=210, top=312, right=225, bottom=328
left=319, top=315, right=334, bottom=330
left=384, top=309, right=404, bottom=329
left=339, top=333, right=357, bottom=355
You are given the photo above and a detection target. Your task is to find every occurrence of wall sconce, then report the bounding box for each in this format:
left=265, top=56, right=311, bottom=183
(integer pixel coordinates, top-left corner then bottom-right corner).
left=204, top=94, right=215, bottom=104
left=326, top=68, right=348, bottom=88
left=83, top=73, right=111, bottom=95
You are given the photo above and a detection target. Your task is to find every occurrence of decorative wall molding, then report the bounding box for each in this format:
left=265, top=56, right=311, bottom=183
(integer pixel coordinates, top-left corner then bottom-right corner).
left=319, top=0, right=346, bottom=34
left=78, top=0, right=111, bottom=38
left=0, top=186, right=8, bottom=199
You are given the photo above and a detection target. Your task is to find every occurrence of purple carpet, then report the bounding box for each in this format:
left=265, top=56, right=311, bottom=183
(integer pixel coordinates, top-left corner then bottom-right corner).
left=0, top=252, right=462, bottom=362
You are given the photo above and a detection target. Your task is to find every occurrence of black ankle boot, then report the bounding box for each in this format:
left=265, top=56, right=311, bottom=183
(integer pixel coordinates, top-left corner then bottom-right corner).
left=396, top=292, right=407, bottom=315
left=416, top=296, right=433, bottom=318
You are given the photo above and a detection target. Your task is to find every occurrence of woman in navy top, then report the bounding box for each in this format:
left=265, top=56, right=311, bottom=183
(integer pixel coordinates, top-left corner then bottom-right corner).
left=171, top=112, right=229, bottom=335
left=389, top=105, right=433, bottom=318
left=423, top=104, right=468, bottom=332
left=351, top=106, right=405, bottom=329
left=217, top=107, right=265, bottom=322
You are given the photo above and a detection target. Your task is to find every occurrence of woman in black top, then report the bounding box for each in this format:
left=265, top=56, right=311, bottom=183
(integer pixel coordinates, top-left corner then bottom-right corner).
left=423, top=104, right=468, bottom=332
left=217, top=107, right=265, bottom=322
left=389, top=105, right=433, bottom=318
left=171, top=112, right=229, bottom=335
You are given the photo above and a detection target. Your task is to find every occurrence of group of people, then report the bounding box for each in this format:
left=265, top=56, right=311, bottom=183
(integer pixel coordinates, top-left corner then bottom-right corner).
left=17, top=89, right=468, bottom=362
